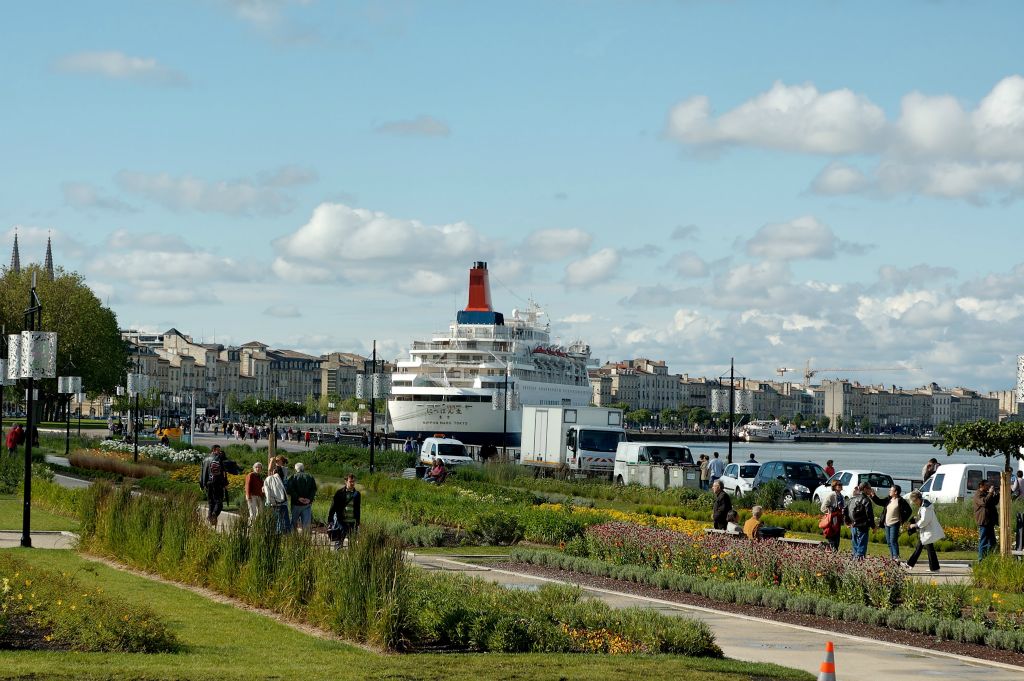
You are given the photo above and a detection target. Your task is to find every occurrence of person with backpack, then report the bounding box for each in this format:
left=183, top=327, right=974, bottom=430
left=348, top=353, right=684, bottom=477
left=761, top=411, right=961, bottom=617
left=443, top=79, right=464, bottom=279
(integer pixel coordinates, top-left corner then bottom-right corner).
left=200, top=445, right=229, bottom=527
left=819, top=479, right=846, bottom=552
left=847, top=482, right=876, bottom=559
left=867, top=484, right=913, bottom=560
left=906, top=490, right=944, bottom=572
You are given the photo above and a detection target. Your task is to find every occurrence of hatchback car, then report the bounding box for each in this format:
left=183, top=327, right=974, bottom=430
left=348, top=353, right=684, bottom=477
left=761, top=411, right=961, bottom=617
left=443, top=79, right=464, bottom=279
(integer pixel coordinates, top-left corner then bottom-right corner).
left=811, top=470, right=895, bottom=505
left=719, top=462, right=761, bottom=497
left=750, top=460, right=828, bottom=507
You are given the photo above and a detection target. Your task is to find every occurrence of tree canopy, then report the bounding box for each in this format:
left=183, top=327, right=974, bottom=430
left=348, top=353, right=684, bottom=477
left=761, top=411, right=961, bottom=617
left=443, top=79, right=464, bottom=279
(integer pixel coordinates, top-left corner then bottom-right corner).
left=937, top=420, right=1024, bottom=471
left=235, top=397, right=306, bottom=423
left=1, top=264, right=127, bottom=403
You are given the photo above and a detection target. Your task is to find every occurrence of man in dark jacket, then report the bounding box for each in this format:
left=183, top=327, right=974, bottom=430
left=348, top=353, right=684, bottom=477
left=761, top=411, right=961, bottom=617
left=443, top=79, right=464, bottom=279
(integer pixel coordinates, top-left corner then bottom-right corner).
left=327, top=474, right=360, bottom=549
left=711, top=480, right=732, bottom=530
left=847, top=483, right=876, bottom=559
left=200, top=445, right=228, bottom=526
left=974, top=480, right=999, bottom=560
left=286, top=462, right=318, bottom=533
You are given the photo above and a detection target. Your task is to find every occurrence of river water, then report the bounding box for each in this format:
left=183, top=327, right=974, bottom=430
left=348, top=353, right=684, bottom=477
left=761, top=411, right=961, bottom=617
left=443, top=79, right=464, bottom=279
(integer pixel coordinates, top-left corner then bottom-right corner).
left=683, top=441, right=1020, bottom=482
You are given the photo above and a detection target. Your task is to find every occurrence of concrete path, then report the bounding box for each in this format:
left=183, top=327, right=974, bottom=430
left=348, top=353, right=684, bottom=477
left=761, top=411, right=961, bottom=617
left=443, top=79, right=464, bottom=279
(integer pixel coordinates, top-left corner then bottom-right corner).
left=0, top=530, right=77, bottom=549
left=410, top=554, right=1022, bottom=681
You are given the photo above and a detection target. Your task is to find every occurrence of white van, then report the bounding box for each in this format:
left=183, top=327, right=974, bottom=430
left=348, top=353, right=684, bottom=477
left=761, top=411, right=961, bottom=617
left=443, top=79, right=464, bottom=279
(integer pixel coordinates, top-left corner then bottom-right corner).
left=918, top=463, right=1003, bottom=504
left=613, top=442, right=698, bottom=490
left=419, top=436, right=474, bottom=467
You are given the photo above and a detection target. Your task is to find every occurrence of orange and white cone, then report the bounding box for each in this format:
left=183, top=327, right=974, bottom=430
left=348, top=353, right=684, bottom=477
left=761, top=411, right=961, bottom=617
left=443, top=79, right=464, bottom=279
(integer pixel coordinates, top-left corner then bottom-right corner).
left=817, top=641, right=836, bottom=681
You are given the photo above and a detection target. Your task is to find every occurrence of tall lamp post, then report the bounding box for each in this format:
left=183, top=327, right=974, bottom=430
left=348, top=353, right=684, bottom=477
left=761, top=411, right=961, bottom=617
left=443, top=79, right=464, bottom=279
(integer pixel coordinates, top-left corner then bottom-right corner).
left=8, top=273, right=58, bottom=548
left=718, top=359, right=745, bottom=465
left=127, top=372, right=149, bottom=462
left=58, top=375, right=82, bottom=456
left=0, top=325, right=8, bottom=441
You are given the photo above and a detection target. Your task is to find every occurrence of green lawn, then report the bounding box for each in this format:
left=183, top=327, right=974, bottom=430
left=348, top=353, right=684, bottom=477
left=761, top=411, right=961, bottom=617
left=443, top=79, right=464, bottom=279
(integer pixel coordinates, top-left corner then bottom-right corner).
left=0, top=495, right=79, bottom=532
left=0, top=549, right=812, bottom=681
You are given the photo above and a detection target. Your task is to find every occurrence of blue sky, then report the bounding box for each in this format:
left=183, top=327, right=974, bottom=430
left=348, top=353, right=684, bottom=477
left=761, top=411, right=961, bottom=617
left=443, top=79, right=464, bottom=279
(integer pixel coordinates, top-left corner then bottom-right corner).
left=3, top=1, right=1023, bottom=391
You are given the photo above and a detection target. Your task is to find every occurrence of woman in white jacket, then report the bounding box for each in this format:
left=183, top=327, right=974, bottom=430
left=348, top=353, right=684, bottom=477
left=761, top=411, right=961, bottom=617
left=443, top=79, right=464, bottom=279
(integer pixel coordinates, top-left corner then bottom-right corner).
left=905, top=490, right=944, bottom=572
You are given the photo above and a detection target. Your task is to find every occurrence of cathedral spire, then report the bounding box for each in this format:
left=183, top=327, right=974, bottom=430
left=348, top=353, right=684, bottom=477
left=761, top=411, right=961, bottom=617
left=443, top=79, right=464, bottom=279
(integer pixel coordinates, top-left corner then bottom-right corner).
left=9, top=230, right=20, bottom=274
left=44, top=232, right=54, bottom=280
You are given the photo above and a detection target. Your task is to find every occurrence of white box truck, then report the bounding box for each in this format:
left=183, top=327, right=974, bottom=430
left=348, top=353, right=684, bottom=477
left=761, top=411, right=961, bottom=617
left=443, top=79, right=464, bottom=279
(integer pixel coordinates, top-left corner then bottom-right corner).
left=519, top=406, right=627, bottom=477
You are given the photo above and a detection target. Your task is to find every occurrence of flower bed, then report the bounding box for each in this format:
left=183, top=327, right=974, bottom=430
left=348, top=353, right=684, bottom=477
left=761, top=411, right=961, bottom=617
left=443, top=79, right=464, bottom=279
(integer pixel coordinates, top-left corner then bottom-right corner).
left=571, top=521, right=906, bottom=607
left=511, top=548, right=1024, bottom=654
left=99, top=439, right=205, bottom=464
left=0, top=553, right=180, bottom=653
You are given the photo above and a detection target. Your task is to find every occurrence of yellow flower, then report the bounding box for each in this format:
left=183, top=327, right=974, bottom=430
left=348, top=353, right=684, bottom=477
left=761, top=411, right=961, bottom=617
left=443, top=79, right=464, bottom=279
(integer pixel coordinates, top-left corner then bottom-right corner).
left=56, top=600, right=62, bottom=606
left=70, top=604, right=76, bottom=611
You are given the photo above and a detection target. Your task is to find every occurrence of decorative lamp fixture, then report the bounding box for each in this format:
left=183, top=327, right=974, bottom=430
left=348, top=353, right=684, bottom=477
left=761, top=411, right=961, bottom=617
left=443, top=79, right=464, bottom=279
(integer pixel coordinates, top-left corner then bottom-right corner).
left=6, top=334, right=22, bottom=381
left=19, top=331, right=57, bottom=379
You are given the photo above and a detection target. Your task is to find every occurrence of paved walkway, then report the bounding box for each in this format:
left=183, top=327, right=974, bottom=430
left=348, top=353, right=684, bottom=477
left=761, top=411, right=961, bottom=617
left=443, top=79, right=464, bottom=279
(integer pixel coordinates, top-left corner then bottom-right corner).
left=410, top=554, right=1022, bottom=681
left=0, top=530, right=77, bottom=549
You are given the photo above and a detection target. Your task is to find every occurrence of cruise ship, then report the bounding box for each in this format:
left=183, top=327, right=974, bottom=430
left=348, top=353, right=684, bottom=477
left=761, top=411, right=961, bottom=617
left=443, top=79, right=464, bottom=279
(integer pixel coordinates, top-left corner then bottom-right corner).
left=388, top=262, right=593, bottom=446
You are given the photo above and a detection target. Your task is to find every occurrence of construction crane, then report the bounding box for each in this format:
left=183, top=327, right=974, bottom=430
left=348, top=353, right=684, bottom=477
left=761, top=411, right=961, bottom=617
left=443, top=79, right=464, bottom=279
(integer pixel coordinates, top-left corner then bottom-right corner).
left=776, top=360, right=917, bottom=387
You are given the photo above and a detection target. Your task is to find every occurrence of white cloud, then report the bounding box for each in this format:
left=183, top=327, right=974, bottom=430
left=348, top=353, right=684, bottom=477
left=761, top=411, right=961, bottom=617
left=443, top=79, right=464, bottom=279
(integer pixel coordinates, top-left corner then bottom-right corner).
left=271, top=256, right=334, bottom=283
left=62, top=182, right=136, bottom=213
left=563, top=248, right=620, bottom=287
left=116, top=171, right=295, bottom=216
left=670, top=251, right=708, bottom=278
left=558, top=313, right=593, bottom=324
left=277, top=203, right=488, bottom=264
left=745, top=216, right=869, bottom=261
left=670, top=75, right=1024, bottom=202
left=374, top=115, right=451, bottom=137
left=666, top=81, right=887, bottom=154
left=523, top=228, right=593, bottom=261
left=396, top=270, right=458, bottom=296
left=105, top=230, right=192, bottom=253
left=258, top=165, right=318, bottom=187
left=809, top=162, right=870, bottom=195
left=55, top=51, right=187, bottom=86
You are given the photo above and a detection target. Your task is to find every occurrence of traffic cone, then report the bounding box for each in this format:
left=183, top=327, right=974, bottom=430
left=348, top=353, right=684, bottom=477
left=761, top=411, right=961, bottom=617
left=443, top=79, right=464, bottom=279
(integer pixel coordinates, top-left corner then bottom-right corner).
left=817, top=641, right=836, bottom=681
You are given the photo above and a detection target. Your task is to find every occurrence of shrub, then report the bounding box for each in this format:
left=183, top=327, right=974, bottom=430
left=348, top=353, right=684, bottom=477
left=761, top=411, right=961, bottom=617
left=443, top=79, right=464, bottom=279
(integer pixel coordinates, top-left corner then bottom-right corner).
left=753, top=480, right=787, bottom=510
left=0, top=552, right=180, bottom=653
left=973, top=555, right=1024, bottom=593
left=0, top=453, right=22, bottom=494
left=466, top=508, right=524, bottom=546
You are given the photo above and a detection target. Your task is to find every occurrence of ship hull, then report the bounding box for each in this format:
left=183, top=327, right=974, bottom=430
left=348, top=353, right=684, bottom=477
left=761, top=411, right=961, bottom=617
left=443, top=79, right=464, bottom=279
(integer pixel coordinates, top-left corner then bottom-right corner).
left=388, top=400, right=524, bottom=446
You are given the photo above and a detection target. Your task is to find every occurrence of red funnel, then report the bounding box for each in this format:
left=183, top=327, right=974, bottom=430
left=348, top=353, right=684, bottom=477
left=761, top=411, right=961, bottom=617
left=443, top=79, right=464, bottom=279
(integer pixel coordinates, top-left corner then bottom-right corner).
left=465, top=261, right=493, bottom=312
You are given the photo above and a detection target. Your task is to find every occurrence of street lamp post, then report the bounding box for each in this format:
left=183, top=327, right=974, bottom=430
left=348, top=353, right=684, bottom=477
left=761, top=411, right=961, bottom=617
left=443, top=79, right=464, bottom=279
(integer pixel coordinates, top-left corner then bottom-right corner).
left=10, top=273, right=58, bottom=548
left=58, top=376, right=81, bottom=457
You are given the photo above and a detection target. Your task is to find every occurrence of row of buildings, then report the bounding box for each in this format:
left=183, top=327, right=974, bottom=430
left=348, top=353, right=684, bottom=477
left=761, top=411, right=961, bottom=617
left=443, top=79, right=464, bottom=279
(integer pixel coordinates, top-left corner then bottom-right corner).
left=81, top=326, right=1018, bottom=430
left=79, top=328, right=387, bottom=418
left=588, top=358, right=1019, bottom=428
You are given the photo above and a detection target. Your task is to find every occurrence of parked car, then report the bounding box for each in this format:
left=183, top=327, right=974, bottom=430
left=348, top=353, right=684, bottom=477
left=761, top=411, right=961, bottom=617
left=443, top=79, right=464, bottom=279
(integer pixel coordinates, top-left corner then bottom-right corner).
left=751, top=460, right=828, bottom=507
left=719, top=462, right=761, bottom=497
left=811, top=470, right=895, bottom=505
left=418, top=436, right=473, bottom=467
left=918, top=463, right=1003, bottom=504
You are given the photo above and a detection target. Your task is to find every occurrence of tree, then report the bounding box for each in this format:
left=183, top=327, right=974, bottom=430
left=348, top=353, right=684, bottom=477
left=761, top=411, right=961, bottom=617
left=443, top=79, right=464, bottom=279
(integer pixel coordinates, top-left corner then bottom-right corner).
left=236, top=397, right=306, bottom=467
left=818, top=416, right=830, bottom=432
left=937, top=421, right=1024, bottom=558
left=834, top=416, right=844, bottom=433
left=627, top=408, right=651, bottom=426
left=0, top=265, right=127, bottom=420
left=859, top=416, right=870, bottom=433
left=792, top=413, right=805, bottom=429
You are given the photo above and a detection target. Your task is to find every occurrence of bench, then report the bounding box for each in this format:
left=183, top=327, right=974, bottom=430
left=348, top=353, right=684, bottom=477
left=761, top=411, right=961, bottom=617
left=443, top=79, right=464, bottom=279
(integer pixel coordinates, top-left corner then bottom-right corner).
left=704, top=528, right=745, bottom=538
left=778, top=537, right=828, bottom=548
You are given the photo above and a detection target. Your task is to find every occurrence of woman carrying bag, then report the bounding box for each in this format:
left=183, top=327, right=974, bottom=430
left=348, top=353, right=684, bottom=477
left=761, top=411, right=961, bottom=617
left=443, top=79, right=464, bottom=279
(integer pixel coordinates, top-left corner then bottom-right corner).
left=906, top=490, right=944, bottom=572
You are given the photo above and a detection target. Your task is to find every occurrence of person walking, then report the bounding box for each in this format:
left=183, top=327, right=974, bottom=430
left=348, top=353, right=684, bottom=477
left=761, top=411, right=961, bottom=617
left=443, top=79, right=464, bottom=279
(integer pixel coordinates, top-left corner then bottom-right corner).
left=711, top=480, right=732, bottom=530
left=906, top=490, right=944, bottom=572
left=819, top=479, right=846, bottom=552
left=6, top=423, right=24, bottom=456
left=327, top=473, right=361, bottom=549
left=747, top=452, right=758, bottom=464
left=824, top=459, right=835, bottom=478
left=973, top=479, right=1000, bottom=560
left=263, top=461, right=291, bottom=534
left=847, top=482, right=876, bottom=559
left=200, top=445, right=228, bottom=527
left=868, top=484, right=913, bottom=560
left=244, top=462, right=265, bottom=518
left=286, top=462, right=317, bottom=533
left=708, top=452, right=725, bottom=486
left=304, top=430, right=311, bottom=448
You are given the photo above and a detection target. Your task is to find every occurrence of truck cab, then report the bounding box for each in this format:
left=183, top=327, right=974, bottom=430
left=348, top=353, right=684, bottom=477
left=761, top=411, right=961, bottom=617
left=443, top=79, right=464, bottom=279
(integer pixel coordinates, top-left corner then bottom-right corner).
left=565, top=425, right=628, bottom=471
left=419, top=435, right=474, bottom=467
left=519, top=406, right=627, bottom=476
